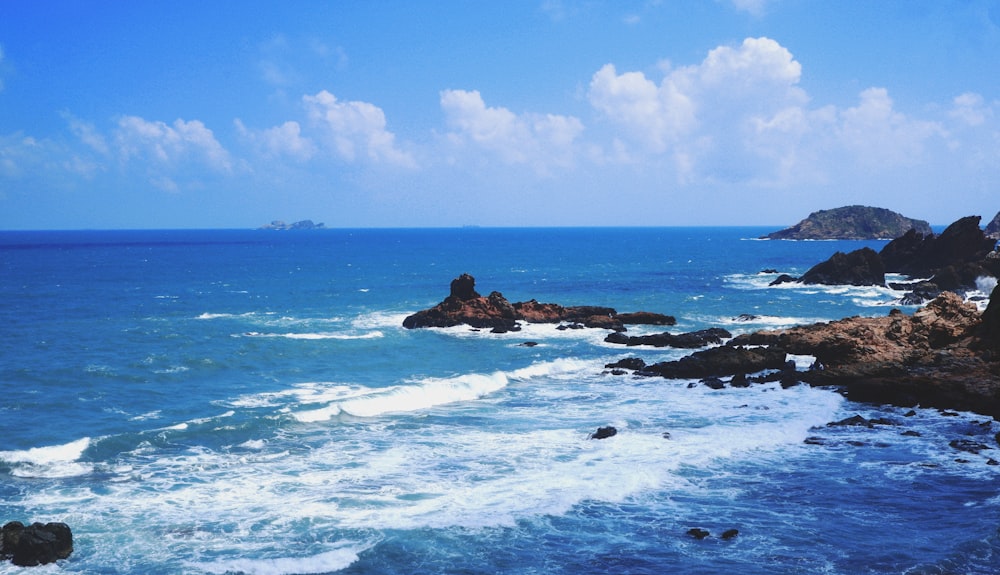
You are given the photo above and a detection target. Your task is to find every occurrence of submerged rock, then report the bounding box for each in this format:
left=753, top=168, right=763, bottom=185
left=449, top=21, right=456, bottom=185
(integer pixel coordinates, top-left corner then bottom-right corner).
left=589, top=426, right=618, bottom=440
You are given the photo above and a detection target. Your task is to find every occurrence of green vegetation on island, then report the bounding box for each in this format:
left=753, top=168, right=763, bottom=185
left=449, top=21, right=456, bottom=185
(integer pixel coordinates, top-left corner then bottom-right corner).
left=763, top=205, right=933, bottom=240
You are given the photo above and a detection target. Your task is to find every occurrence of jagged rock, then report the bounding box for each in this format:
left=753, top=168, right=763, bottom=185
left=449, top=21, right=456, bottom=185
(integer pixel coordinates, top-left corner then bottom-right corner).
left=880, top=216, right=996, bottom=277
left=799, top=247, right=885, bottom=286
left=1, top=522, right=73, bottom=567
left=590, top=426, right=617, bottom=439
left=763, top=206, right=932, bottom=240
left=604, top=327, right=731, bottom=348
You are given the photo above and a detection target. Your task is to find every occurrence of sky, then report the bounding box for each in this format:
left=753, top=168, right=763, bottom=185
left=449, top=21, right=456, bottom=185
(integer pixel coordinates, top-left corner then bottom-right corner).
left=1, top=1, right=999, bottom=229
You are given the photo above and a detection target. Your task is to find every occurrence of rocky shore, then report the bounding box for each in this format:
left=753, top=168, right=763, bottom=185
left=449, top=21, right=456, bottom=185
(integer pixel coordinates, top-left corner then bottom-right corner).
left=762, top=205, right=932, bottom=240
left=771, top=215, right=1000, bottom=305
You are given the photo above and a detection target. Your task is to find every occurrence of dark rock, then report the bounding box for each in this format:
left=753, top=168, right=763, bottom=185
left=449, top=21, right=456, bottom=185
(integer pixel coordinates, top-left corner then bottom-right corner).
left=730, top=373, right=750, bottom=388
left=644, top=346, right=789, bottom=380
left=769, top=274, right=798, bottom=286
left=1, top=522, right=73, bottom=567
left=733, top=314, right=760, bottom=322
left=799, top=247, right=885, bottom=286
left=804, top=436, right=826, bottom=445
left=450, top=273, right=481, bottom=300
left=762, top=206, right=932, bottom=240
left=615, top=311, right=677, bottom=326
left=902, top=430, right=922, bottom=437
left=590, top=426, right=617, bottom=440
left=760, top=269, right=779, bottom=274
left=519, top=341, right=538, bottom=347
left=880, top=216, right=996, bottom=278
left=828, top=415, right=875, bottom=428
left=604, top=328, right=732, bottom=349
left=949, top=439, right=992, bottom=454
left=978, top=283, right=1000, bottom=348
left=700, top=377, right=726, bottom=390
left=686, top=528, right=711, bottom=540
left=721, top=529, right=740, bottom=540
left=605, top=357, right=647, bottom=371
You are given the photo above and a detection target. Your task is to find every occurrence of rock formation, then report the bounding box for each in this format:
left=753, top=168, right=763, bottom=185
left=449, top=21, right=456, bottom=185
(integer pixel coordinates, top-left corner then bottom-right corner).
left=985, top=211, right=1000, bottom=240
left=763, top=206, right=932, bottom=240
left=771, top=215, right=999, bottom=295
left=402, top=274, right=676, bottom=332
left=1, top=522, right=73, bottom=567
left=798, top=247, right=885, bottom=286
left=604, top=327, right=731, bottom=348
left=729, top=291, right=1000, bottom=417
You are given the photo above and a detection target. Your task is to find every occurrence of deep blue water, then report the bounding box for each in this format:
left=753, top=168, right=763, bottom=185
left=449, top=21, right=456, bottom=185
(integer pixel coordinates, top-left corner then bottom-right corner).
left=1, top=227, right=998, bottom=574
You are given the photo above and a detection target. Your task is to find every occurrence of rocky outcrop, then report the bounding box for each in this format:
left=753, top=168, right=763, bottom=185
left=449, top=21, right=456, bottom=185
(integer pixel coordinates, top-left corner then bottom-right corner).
left=403, top=274, right=675, bottom=332
left=638, top=346, right=790, bottom=380
left=986, top=211, right=1000, bottom=240
left=730, top=291, right=1000, bottom=417
left=604, top=327, right=731, bottom=348
left=799, top=247, right=885, bottom=286
left=763, top=206, right=932, bottom=240
left=880, top=216, right=996, bottom=278
left=1, top=522, right=73, bottom=567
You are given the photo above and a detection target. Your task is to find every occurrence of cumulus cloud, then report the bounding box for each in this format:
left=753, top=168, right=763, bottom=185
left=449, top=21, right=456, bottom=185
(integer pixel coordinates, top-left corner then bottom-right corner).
left=115, top=116, right=232, bottom=172
left=836, top=87, right=943, bottom=167
left=303, top=90, right=416, bottom=167
left=235, top=119, right=316, bottom=161
left=588, top=37, right=808, bottom=181
left=440, top=89, right=583, bottom=172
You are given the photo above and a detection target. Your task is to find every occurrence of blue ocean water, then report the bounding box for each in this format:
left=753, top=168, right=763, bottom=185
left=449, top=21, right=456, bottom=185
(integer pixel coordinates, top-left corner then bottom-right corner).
left=1, top=227, right=998, bottom=575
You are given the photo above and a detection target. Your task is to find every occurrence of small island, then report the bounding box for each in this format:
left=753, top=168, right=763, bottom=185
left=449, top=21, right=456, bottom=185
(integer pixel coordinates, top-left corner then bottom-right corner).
left=258, top=219, right=326, bottom=230
left=763, top=205, right=932, bottom=240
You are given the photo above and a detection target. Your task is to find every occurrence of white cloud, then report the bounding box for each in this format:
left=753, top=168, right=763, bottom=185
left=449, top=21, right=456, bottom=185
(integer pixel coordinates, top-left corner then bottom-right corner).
left=439, top=89, right=583, bottom=172
left=235, top=119, right=316, bottom=161
left=115, top=116, right=232, bottom=172
left=303, top=90, right=416, bottom=167
left=836, top=87, right=943, bottom=167
left=587, top=37, right=806, bottom=178
left=949, top=92, right=993, bottom=127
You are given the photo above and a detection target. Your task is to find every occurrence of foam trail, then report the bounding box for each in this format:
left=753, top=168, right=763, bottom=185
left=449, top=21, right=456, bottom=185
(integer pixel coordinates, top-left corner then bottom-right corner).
left=193, top=543, right=370, bottom=575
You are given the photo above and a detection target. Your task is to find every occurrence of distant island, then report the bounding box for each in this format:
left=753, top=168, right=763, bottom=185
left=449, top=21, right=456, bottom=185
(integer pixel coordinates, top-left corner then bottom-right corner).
left=258, top=220, right=326, bottom=230
left=762, top=205, right=932, bottom=240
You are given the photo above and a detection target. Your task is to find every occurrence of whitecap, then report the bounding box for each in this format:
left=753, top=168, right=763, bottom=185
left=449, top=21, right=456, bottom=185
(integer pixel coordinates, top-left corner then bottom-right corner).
left=192, top=543, right=370, bottom=575
left=0, top=437, right=92, bottom=478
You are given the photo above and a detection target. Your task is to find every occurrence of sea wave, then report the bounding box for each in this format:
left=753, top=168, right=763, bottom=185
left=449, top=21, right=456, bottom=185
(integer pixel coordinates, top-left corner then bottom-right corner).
left=192, top=542, right=372, bottom=575
left=0, top=437, right=92, bottom=478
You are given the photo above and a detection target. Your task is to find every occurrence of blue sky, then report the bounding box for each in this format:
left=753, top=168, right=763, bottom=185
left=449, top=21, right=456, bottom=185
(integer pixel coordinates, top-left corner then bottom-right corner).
left=1, top=1, right=998, bottom=229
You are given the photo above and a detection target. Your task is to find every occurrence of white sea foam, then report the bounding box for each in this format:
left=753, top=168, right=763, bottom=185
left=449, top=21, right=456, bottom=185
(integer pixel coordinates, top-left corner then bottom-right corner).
left=0, top=437, right=92, bottom=478
left=241, top=330, right=384, bottom=340
left=193, top=542, right=371, bottom=575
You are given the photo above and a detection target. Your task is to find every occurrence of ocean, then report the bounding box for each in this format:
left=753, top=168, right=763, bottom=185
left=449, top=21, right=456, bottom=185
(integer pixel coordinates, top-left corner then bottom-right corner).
left=1, top=227, right=998, bottom=575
